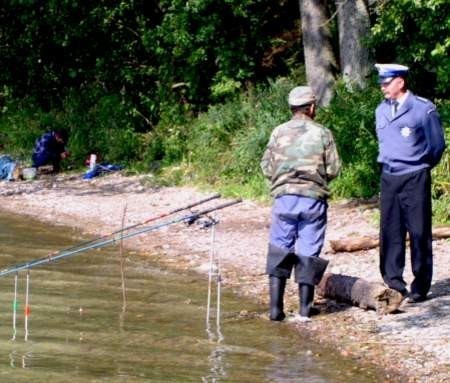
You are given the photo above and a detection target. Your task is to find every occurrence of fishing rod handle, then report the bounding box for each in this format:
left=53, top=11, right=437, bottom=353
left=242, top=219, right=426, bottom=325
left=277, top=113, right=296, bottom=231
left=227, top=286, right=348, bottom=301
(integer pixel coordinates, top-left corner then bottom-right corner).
left=171, top=192, right=221, bottom=214
left=191, top=198, right=243, bottom=217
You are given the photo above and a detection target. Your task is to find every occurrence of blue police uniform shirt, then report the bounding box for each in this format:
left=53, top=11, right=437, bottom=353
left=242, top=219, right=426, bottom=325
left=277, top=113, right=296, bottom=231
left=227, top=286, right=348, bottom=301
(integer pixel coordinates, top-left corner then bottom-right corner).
left=375, top=93, right=446, bottom=175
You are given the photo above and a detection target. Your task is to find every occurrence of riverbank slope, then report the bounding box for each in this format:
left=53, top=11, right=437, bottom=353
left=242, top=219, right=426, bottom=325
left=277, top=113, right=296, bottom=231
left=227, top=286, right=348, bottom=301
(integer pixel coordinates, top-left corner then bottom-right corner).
left=0, top=172, right=449, bottom=382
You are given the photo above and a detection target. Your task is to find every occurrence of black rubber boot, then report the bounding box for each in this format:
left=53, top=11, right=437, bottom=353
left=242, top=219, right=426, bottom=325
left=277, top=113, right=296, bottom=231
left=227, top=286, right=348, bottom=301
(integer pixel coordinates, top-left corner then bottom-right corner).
left=299, top=283, right=315, bottom=318
left=269, top=276, right=287, bottom=321
left=296, top=256, right=329, bottom=286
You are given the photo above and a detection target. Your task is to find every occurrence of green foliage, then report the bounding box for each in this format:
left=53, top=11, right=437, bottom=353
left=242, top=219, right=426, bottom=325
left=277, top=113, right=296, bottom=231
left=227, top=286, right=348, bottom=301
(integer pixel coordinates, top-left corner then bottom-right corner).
left=433, top=195, right=450, bottom=224
left=151, top=77, right=382, bottom=200
left=0, top=86, right=143, bottom=169
left=184, top=78, right=295, bottom=187
left=62, top=88, right=142, bottom=167
left=154, top=0, right=301, bottom=107
left=317, top=82, right=382, bottom=198
left=213, top=173, right=270, bottom=201
left=0, top=99, right=52, bottom=162
left=429, top=98, right=448, bottom=224
left=0, top=0, right=302, bottom=127
left=370, top=0, right=450, bottom=97
left=135, top=77, right=297, bottom=197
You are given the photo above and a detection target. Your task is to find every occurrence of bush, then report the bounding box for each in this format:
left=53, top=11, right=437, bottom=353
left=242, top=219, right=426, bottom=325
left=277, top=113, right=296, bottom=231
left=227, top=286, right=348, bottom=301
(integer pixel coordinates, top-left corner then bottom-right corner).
left=63, top=88, right=142, bottom=167
left=161, top=78, right=384, bottom=200
left=0, top=98, right=64, bottom=163
left=0, top=86, right=143, bottom=170
left=317, top=81, right=382, bottom=199
left=183, top=78, right=295, bottom=192
left=432, top=100, right=450, bottom=197
left=431, top=99, right=450, bottom=224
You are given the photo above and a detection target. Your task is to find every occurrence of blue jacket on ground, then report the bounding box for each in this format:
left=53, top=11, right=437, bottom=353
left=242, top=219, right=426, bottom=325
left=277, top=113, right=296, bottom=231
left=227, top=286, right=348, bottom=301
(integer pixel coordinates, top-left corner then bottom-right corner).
left=375, top=93, right=446, bottom=175
left=82, top=163, right=123, bottom=179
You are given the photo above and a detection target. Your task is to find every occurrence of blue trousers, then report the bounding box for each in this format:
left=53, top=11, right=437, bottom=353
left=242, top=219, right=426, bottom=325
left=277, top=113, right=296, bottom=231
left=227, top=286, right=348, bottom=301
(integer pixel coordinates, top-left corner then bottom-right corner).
left=32, top=152, right=61, bottom=171
left=380, top=168, right=433, bottom=296
left=266, top=195, right=327, bottom=280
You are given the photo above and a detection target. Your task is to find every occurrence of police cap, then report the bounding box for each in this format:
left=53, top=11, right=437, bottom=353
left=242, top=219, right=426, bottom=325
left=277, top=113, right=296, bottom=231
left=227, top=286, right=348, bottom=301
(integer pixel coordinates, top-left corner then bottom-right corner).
left=375, top=63, right=409, bottom=84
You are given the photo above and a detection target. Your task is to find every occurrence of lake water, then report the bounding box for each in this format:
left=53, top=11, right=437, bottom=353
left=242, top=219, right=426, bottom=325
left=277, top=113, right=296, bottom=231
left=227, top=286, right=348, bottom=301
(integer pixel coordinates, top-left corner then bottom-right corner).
left=0, top=210, right=385, bottom=382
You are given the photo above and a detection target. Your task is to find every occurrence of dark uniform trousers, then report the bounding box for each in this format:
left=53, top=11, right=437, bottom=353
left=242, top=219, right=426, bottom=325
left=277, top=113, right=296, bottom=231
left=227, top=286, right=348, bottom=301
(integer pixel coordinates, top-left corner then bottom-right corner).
left=380, top=168, right=433, bottom=296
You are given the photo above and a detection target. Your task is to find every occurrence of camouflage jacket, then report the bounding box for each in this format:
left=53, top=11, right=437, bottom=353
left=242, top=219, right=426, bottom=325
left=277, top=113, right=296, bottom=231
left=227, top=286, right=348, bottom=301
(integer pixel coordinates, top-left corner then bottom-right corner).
left=260, top=114, right=341, bottom=200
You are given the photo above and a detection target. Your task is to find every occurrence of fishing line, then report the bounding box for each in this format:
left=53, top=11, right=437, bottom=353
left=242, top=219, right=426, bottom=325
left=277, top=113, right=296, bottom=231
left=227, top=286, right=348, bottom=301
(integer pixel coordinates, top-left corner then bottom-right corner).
left=205, top=215, right=215, bottom=330
left=12, top=273, right=18, bottom=341
left=205, top=212, right=223, bottom=342
left=215, top=221, right=223, bottom=343
left=24, top=270, right=30, bottom=341
left=203, top=212, right=226, bottom=383
left=119, top=202, right=128, bottom=331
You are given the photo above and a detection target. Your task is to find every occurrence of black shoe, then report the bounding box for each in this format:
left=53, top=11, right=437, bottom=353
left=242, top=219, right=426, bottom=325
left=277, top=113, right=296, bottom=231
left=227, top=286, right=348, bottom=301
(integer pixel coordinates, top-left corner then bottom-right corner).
left=407, top=293, right=427, bottom=303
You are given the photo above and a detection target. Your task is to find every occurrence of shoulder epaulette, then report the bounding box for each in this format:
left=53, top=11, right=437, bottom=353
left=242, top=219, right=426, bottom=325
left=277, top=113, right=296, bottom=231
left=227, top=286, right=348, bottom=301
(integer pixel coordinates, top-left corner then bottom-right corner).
left=416, top=96, right=430, bottom=104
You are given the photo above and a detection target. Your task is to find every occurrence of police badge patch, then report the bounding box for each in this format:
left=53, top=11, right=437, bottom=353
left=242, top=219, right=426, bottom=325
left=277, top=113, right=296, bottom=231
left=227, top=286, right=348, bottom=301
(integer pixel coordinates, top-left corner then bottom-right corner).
left=401, top=126, right=411, bottom=137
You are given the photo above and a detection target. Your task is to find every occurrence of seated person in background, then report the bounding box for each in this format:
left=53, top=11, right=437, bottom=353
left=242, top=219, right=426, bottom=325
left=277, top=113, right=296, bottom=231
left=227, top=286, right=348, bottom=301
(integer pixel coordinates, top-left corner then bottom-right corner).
left=32, top=129, right=70, bottom=173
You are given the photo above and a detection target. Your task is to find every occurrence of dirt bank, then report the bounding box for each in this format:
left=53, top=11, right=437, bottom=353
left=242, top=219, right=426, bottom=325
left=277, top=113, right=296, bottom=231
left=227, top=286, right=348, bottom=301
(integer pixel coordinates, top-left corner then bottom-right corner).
left=1, top=172, right=449, bottom=382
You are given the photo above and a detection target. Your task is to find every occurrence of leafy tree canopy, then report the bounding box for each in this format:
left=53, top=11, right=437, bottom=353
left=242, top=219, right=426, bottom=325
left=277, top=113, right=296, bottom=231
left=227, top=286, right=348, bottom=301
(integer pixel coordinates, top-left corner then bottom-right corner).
left=370, top=0, right=449, bottom=97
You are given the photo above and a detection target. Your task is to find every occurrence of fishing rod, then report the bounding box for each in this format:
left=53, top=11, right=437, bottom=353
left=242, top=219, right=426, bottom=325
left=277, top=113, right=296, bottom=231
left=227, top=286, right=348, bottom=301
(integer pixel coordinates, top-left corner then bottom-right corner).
left=0, top=198, right=242, bottom=278
left=45, top=193, right=221, bottom=259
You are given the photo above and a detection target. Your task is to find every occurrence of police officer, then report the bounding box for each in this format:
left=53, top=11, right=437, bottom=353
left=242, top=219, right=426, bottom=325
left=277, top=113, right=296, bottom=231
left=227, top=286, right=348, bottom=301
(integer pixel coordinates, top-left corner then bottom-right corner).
left=375, top=64, right=446, bottom=303
left=261, top=86, right=341, bottom=321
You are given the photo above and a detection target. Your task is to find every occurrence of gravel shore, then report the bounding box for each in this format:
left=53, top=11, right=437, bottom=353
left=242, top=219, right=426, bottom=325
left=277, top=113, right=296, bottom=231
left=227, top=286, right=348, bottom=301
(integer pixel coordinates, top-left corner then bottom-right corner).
left=0, top=172, right=449, bottom=382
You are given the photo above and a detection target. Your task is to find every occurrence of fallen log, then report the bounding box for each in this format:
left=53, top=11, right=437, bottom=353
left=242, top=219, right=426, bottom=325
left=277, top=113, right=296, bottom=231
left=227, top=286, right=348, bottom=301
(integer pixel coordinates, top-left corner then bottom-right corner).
left=329, top=236, right=379, bottom=253
left=329, top=226, right=450, bottom=253
left=317, top=273, right=404, bottom=314
left=433, top=226, right=450, bottom=239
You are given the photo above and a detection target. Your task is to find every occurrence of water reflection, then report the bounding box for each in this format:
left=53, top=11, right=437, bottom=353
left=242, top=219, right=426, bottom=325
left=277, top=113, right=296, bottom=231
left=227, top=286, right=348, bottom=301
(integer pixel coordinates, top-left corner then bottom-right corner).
left=203, top=314, right=226, bottom=383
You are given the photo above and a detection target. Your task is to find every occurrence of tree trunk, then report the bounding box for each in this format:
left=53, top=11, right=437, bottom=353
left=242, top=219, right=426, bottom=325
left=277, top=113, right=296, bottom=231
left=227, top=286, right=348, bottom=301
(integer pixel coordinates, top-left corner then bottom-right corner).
left=317, top=273, right=404, bottom=314
left=336, top=0, right=371, bottom=88
left=329, top=236, right=379, bottom=252
left=329, top=226, right=450, bottom=253
left=299, top=0, right=337, bottom=106
left=432, top=226, right=450, bottom=239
